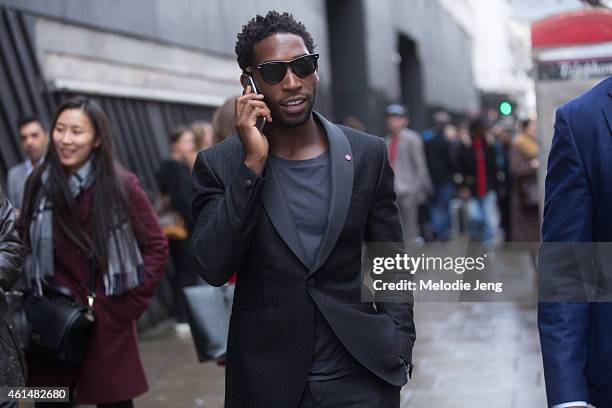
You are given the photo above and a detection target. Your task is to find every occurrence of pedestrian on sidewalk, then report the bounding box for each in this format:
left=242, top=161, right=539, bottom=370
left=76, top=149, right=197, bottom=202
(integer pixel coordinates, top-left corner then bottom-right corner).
left=457, top=117, right=500, bottom=245
left=385, top=104, right=432, bottom=243
left=6, top=115, right=49, bottom=216
left=191, top=11, right=414, bottom=408
left=21, top=96, right=168, bottom=407
left=509, top=118, right=540, bottom=243
left=157, top=126, right=198, bottom=327
left=423, top=110, right=455, bottom=241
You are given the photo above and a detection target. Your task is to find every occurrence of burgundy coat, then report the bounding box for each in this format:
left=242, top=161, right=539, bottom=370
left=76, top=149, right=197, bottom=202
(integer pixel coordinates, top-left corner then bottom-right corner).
left=26, top=171, right=169, bottom=404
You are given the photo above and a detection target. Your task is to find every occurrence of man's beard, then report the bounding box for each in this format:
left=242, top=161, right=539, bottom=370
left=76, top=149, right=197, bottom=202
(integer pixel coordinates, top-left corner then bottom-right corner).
left=268, top=88, right=317, bottom=128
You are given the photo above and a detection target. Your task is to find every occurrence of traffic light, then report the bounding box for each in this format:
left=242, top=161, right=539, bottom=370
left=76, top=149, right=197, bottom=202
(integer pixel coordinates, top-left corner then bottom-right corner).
left=499, top=101, right=513, bottom=116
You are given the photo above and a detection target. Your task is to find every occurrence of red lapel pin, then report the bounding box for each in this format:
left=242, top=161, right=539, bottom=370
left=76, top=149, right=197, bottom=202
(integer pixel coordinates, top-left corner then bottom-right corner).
left=345, top=154, right=352, bottom=161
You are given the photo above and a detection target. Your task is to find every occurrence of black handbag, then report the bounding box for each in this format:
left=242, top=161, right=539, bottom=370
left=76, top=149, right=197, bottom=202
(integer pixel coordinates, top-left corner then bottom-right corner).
left=183, top=283, right=233, bottom=362
left=23, top=257, right=97, bottom=367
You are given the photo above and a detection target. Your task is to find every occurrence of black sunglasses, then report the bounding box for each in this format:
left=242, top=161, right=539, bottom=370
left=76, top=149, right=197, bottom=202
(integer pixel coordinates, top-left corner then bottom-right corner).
left=246, top=54, right=319, bottom=85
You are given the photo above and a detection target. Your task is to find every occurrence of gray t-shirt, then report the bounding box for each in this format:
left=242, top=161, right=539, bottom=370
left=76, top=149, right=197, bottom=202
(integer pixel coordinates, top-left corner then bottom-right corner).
left=270, top=152, right=330, bottom=267
left=270, top=151, right=361, bottom=381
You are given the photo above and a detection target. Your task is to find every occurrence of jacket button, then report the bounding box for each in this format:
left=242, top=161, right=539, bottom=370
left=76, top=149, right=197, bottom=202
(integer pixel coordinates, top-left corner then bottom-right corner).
left=245, top=179, right=253, bottom=187
left=307, top=278, right=315, bottom=286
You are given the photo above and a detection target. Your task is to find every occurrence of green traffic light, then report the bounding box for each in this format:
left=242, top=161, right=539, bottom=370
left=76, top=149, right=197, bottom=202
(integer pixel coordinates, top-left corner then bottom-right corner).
left=499, top=101, right=512, bottom=116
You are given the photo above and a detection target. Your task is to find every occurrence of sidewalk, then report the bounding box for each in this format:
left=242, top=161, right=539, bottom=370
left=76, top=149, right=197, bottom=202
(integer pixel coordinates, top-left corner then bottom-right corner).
left=135, top=323, right=226, bottom=408
left=133, top=248, right=546, bottom=407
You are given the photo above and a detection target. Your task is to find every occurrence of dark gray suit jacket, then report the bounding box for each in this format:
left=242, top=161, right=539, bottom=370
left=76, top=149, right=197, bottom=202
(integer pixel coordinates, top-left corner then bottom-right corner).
left=191, top=112, right=415, bottom=408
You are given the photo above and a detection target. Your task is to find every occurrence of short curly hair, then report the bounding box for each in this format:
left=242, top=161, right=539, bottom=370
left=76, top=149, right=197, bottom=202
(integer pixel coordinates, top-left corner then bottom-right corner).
left=235, top=11, right=316, bottom=72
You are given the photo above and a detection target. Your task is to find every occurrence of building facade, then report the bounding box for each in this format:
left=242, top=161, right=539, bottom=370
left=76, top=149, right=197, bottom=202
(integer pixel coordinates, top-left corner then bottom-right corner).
left=0, top=0, right=480, bottom=326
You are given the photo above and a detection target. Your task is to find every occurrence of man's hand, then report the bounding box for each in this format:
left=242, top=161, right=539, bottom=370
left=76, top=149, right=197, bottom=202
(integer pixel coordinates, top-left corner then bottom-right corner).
left=235, top=86, right=273, bottom=176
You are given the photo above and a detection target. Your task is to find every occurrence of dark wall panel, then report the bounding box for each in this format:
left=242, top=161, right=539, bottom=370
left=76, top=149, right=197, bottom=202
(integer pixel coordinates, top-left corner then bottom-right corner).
left=325, top=0, right=369, bottom=130
left=0, top=4, right=215, bottom=329
left=0, top=5, right=214, bottom=195
left=0, top=6, right=52, bottom=190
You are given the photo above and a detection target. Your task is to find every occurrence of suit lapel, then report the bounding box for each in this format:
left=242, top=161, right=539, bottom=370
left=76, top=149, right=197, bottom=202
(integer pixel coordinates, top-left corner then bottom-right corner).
left=309, top=112, right=354, bottom=276
left=262, top=164, right=310, bottom=269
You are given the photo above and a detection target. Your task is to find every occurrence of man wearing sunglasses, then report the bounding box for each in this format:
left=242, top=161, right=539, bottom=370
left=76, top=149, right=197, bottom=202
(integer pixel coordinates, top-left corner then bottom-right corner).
left=191, top=11, right=414, bottom=408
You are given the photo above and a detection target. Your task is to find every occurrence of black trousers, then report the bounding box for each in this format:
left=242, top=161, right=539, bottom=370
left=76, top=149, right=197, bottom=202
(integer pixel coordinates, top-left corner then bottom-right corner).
left=298, top=368, right=401, bottom=408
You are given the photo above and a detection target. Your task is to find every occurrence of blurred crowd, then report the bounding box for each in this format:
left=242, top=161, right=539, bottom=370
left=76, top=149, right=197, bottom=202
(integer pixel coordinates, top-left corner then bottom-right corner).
left=372, top=104, right=541, bottom=250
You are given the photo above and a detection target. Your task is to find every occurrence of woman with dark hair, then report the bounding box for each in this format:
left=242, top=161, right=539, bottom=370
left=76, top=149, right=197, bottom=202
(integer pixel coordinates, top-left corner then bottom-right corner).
left=157, top=125, right=197, bottom=327
left=21, top=96, right=168, bottom=407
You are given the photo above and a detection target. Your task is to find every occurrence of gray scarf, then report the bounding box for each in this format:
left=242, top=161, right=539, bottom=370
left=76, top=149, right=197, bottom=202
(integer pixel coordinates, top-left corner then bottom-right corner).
left=25, top=158, right=144, bottom=296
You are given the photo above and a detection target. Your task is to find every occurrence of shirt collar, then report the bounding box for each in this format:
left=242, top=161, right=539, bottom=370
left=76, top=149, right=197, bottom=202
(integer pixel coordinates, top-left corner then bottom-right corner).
left=24, top=155, right=45, bottom=175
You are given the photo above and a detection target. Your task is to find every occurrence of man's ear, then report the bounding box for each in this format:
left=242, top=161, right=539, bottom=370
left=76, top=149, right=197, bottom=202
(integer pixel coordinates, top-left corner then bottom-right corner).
left=240, top=74, right=249, bottom=91
left=241, top=73, right=258, bottom=95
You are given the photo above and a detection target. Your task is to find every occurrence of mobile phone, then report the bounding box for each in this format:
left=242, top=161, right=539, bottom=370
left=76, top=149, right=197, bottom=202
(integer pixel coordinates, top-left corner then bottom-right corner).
left=241, top=74, right=267, bottom=132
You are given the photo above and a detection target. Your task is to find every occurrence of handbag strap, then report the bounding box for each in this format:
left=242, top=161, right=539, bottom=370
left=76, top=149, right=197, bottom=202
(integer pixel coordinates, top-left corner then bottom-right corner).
left=31, top=254, right=97, bottom=308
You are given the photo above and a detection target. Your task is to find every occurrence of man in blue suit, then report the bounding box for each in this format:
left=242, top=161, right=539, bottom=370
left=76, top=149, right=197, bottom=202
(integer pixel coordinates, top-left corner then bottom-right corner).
left=539, top=76, right=612, bottom=407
